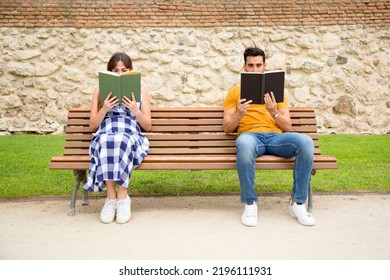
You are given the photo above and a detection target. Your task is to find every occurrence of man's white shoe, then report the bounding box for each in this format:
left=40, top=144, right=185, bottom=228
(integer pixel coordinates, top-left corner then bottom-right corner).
left=288, top=202, right=316, bottom=226
left=100, top=198, right=117, bottom=224
left=116, top=195, right=131, bottom=224
left=241, top=202, right=258, bottom=227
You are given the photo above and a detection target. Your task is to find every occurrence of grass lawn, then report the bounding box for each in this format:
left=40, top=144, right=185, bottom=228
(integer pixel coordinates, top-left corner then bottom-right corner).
left=0, top=134, right=389, bottom=199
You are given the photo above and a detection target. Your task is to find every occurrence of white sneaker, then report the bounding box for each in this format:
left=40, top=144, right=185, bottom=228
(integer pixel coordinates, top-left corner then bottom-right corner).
left=116, top=195, right=131, bottom=224
left=288, top=201, right=316, bottom=226
left=100, top=198, right=117, bottom=224
left=241, top=202, right=258, bottom=227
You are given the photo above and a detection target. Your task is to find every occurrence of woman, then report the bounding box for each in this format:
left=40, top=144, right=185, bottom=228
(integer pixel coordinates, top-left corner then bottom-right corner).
left=83, top=52, right=152, bottom=224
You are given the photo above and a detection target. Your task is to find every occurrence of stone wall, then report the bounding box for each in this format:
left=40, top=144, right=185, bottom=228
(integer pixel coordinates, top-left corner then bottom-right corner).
left=0, top=0, right=389, bottom=135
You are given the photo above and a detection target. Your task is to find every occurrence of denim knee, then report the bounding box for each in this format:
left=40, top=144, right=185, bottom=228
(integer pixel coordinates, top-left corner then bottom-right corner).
left=236, top=133, right=257, bottom=160
left=297, top=134, right=314, bottom=156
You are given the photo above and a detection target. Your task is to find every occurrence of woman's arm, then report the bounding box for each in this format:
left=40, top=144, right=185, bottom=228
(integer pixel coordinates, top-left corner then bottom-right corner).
left=122, top=89, right=152, bottom=132
left=89, top=88, right=118, bottom=130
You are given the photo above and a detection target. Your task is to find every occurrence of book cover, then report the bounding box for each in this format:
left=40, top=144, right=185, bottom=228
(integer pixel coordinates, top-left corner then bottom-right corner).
left=98, top=71, right=141, bottom=104
left=240, top=71, right=285, bottom=104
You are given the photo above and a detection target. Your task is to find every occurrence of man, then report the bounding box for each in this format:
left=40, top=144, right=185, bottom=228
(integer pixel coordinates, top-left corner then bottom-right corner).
left=223, top=47, right=315, bottom=227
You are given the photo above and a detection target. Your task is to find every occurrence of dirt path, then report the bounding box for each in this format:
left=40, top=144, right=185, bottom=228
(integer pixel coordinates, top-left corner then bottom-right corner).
left=1, top=193, right=389, bottom=260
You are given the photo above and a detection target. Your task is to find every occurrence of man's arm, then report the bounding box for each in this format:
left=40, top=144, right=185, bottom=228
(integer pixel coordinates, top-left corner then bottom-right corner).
left=271, top=108, right=292, bottom=132
left=264, top=92, right=292, bottom=132
left=223, top=99, right=252, bottom=134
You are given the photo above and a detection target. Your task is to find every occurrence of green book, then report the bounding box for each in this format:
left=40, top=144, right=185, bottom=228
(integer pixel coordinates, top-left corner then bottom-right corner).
left=98, top=71, right=141, bottom=104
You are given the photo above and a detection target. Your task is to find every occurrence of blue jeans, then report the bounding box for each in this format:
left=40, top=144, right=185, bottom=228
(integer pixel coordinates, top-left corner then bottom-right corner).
left=236, top=132, right=314, bottom=204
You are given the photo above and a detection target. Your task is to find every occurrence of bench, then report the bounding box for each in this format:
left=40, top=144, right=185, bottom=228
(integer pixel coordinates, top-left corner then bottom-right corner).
left=49, top=107, right=338, bottom=215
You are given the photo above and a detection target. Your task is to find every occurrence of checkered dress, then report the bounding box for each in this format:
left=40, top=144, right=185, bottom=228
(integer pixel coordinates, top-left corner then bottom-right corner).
left=83, top=104, right=149, bottom=192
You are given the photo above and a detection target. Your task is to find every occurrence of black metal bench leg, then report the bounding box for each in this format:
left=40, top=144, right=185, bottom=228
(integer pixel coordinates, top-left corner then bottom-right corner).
left=82, top=189, right=89, bottom=205
left=308, top=181, right=313, bottom=213
left=68, top=170, right=87, bottom=216
left=307, top=170, right=316, bottom=213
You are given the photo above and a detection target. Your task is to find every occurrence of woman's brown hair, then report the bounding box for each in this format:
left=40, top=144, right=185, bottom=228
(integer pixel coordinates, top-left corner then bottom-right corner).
left=107, top=52, right=133, bottom=71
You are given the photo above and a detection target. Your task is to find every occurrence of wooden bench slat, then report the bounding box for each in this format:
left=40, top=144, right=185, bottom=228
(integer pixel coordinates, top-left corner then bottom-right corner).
left=67, top=107, right=316, bottom=113
left=51, top=154, right=337, bottom=165
left=138, top=162, right=338, bottom=170
left=61, top=147, right=323, bottom=156
left=63, top=149, right=90, bottom=155
left=63, top=140, right=321, bottom=149
left=152, top=112, right=224, bottom=118
left=65, top=135, right=92, bottom=141
left=66, top=118, right=317, bottom=127
left=146, top=134, right=237, bottom=140
left=289, top=127, right=318, bottom=133
left=148, top=125, right=224, bottom=132
left=148, top=149, right=237, bottom=155
left=150, top=140, right=320, bottom=148
left=67, top=112, right=90, bottom=118
left=148, top=107, right=316, bottom=112
left=64, top=128, right=320, bottom=139
left=151, top=107, right=225, bottom=113
left=67, top=107, right=315, bottom=113
left=68, top=111, right=317, bottom=120
left=149, top=126, right=316, bottom=133
left=66, top=127, right=95, bottom=133
left=65, top=133, right=238, bottom=141
left=150, top=141, right=237, bottom=148
left=148, top=148, right=322, bottom=155
left=64, top=133, right=319, bottom=142
left=151, top=118, right=317, bottom=126
left=64, top=142, right=91, bottom=148
left=67, top=119, right=90, bottom=126
left=289, top=112, right=316, bottom=118
left=50, top=154, right=338, bottom=171
left=65, top=124, right=318, bottom=133
left=51, top=162, right=338, bottom=171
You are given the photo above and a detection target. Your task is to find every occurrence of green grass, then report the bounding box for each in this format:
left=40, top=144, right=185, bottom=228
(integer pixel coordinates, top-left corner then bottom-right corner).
left=0, top=134, right=389, bottom=199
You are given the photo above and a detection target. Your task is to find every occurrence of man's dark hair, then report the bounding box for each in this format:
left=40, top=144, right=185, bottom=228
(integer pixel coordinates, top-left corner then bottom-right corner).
left=244, top=47, right=266, bottom=63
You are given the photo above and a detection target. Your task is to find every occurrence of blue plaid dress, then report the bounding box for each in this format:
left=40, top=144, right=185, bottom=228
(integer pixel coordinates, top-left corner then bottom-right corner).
left=83, top=104, right=149, bottom=192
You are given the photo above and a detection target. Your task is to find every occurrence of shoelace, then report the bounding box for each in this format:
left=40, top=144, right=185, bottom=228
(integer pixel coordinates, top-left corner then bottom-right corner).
left=296, top=204, right=312, bottom=217
left=245, top=205, right=257, bottom=217
left=101, top=200, right=117, bottom=217
left=116, top=199, right=128, bottom=215
left=104, top=200, right=117, bottom=208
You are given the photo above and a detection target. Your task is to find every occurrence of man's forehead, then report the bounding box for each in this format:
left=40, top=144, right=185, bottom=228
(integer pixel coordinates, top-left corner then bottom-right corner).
left=246, top=56, right=264, bottom=64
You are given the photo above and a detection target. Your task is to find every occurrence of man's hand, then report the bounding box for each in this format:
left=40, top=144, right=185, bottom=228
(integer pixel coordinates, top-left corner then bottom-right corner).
left=223, top=99, right=252, bottom=134
left=237, top=98, right=252, bottom=117
left=264, top=91, right=293, bottom=131
left=264, top=92, right=278, bottom=116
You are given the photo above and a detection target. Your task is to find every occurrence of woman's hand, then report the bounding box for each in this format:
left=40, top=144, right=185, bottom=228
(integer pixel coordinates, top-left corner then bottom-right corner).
left=122, top=92, right=140, bottom=114
left=89, top=90, right=118, bottom=130
left=101, top=92, right=118, bottom=113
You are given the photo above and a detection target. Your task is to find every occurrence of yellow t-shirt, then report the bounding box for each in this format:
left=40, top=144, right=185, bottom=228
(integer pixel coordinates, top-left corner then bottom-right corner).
left=224, top=86, right=289, bottom=135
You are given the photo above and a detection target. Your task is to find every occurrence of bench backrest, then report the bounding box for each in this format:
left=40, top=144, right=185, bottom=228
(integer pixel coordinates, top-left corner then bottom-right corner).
left=63, top=107, right=321, bottom=157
